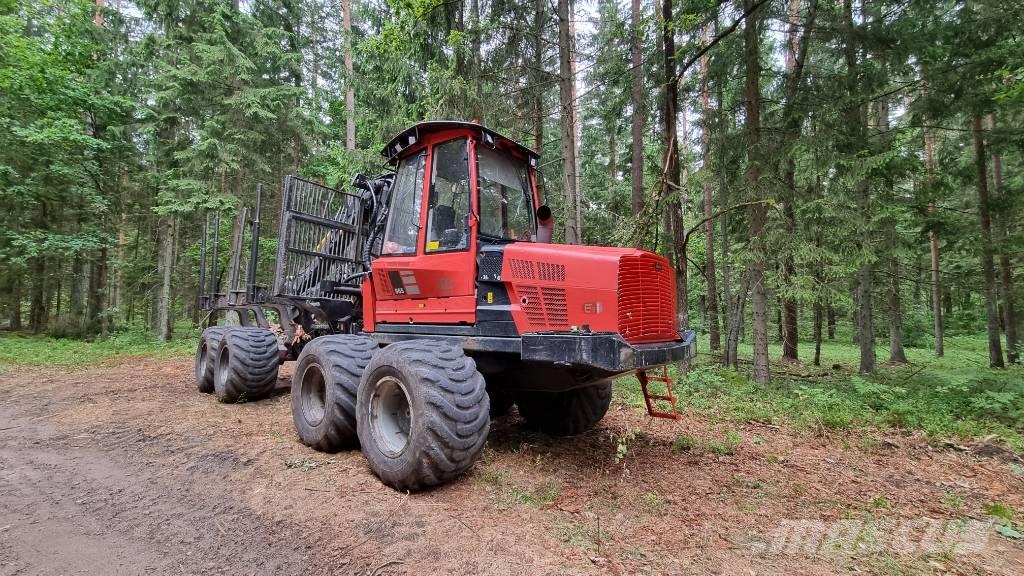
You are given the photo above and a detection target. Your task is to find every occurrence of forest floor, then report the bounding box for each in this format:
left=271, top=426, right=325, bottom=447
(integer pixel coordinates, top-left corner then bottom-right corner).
left=1, top=353, right=1023, bottom=575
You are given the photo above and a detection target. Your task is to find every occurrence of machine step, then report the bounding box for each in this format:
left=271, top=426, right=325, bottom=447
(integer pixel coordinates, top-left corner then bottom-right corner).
left=635, top=366, right=683, bottom=420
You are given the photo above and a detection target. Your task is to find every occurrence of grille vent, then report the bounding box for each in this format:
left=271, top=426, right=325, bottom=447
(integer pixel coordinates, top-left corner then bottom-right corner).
left=509, top=259, right=535, bottom=280
left=509, top=259, right=565, bottom=283
left=478, top=250, right=504, bottom=281
left=518, top=285, right=568, bottom=329
left=538, top=262, right=566, bottom=282
left=375, top=269, right=393, bottom=296
left=617, top=254, right=677, bottom=343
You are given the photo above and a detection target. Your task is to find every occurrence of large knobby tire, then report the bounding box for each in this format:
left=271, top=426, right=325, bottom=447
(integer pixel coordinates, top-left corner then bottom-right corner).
left=214, top=327, right=280, bottom=403
left=516, top=382, right=613, bottom=436
left=357, top=341, right=489, bottom=491
left=195, top=326, right=231, bottom=393
left=291, top=335, right=376, bottom=452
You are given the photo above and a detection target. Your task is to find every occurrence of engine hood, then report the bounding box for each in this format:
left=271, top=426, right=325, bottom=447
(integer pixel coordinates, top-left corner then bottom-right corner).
left=500, top=243, right=679, bottom=343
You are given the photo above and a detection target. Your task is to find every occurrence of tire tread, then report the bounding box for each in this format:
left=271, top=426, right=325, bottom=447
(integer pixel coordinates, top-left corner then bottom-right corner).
left=359, top=341, right=490, bottom=491
left=216, top=327, right=280, bottom=402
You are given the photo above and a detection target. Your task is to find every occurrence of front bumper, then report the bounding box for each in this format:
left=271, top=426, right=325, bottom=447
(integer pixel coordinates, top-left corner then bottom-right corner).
left=520, top=330, right=697, bottom=373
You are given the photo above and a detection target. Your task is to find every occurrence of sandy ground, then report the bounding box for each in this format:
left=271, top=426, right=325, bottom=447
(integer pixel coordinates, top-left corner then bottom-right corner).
left=0, top=357, right=1022, bottom=576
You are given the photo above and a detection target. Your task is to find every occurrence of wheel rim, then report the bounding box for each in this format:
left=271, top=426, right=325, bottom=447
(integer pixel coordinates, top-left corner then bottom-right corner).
left=369, top=376, right=412, bottom=456
left=300, top=364, right=327, bottom=426
left=216, top=344, right=230, bottom=392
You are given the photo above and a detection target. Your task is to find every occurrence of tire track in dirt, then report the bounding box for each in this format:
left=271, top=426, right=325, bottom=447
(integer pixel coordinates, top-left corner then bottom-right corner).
left=0, top=360, right=588, bottom=576
left=2, top=357, right=1023, bottom=575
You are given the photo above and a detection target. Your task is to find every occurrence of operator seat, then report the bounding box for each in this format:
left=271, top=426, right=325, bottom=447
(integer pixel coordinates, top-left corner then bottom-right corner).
left=432, top=205, right=456, bottom=246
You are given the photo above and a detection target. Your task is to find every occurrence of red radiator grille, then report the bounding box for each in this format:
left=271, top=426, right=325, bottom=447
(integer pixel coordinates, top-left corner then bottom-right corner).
left=617, top=254, right=678, bottom=343
left=518, top=285, right=568, bottom=329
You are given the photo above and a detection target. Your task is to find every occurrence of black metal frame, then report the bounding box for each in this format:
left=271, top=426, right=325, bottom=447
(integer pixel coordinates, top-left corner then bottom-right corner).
left=272, top=176, right=366, bottom=303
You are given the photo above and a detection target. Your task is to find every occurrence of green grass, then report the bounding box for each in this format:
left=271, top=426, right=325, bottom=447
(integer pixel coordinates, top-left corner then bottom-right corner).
left=0, top=325, right=198, bottom=368
left=476, top=464, right=560, bottom=509
left=615, top=333, right=1024, bottom=453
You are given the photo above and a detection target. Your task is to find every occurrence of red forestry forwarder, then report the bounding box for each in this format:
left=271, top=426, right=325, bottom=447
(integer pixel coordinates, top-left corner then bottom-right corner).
left=195, top=121, right=696, bottom=491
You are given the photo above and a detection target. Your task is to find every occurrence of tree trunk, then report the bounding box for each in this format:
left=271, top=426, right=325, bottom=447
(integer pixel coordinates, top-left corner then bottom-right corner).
left=343, top=0, right=355, bottom=150
left=972, top=115, right=1005, bottom=368
left=29, top=257, right=47, bottom=334
left=779, top=0, right=805, bottom=363
left=875, top=93, right=907, bottom=365
left=9, top=275, right=22, bottom=330
left=629, top=0, right=645, bottom=217
left=70, top=256, right=87, bottom=332
left=114, top=209, right=126, bottom=319
left=724, top=272, right=751, bottom=369
left=662, top=0, right=687, bottom=332
left=813, top=243, right=824, bottom=367
left=999, top=255, right=1019, bottom=364
left=813, top=301, right=823, bottom=367
left=717, top=10, right=732, bottom=359
left=557, top=0, right=581, bottom=244
left=887, top=225, right=908, bottom=364
left=913, top=253, right=922, bottom=304
left=92, top=248, right=109, bottom=339
left=989, top=114, right=1018, bottom=364
left=842, top=0, right=873, bottom=374
left=532, top=0, right=544, bottom=202
left=780, top=202, right=798, bottom=362
left=743, top=0, right=769, bottom=384
left=827, top=303, right=835, bottom=340
left=700, top=22, right=720, bottom=351
left=156, top=215, right=175, bottom=341
left=855, top=263, right=875, bottom=373
left=470, top=0, right=483, bottom=119
left=923, top=113, right=944, bottom=356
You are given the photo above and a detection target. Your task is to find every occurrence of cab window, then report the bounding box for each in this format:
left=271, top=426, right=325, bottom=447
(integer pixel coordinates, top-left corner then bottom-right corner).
left=477, top=147, right=535, bottom=241
left=382, top=151, right=426, bottom=255
left=425, top=138, right=470, bottom=252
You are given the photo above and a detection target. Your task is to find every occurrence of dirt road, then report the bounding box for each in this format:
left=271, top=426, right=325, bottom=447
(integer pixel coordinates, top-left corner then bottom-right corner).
left=1, top=357, right=1022, bottom=575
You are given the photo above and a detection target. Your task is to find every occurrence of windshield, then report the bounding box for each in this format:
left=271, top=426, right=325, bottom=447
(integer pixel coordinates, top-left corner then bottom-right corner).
left=477, top=147, right=535, bottom=241
left=382, top=151, right=425, bottom=255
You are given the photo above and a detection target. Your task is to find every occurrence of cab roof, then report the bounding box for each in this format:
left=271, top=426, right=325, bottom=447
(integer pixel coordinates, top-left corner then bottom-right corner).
left=382, top=121, right=540, bottom=167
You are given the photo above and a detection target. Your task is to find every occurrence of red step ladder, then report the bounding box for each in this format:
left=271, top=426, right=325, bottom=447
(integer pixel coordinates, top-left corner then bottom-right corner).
left=636, top=366, right=683, bottom=420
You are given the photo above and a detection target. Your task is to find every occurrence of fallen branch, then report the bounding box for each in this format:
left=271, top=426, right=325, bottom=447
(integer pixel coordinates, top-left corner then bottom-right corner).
left=370, top=560, right=404, bottom=576
left=342, top=491, right=410, bottom=555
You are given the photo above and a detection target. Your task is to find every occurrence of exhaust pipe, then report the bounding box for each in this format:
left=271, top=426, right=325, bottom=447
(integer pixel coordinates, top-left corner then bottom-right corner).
left=536, top=205, right=554, bottom=243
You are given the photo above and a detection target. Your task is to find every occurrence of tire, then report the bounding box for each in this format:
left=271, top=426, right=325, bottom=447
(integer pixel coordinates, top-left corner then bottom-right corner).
left=516, top=382, right=613, bottom=436
left=357, top=341, right=489, bottom=491
left=214, top=327, right=281, bottom=403
left=291, top=335, right=376, bottom=452
left=195, top=326, right=231, bottom=393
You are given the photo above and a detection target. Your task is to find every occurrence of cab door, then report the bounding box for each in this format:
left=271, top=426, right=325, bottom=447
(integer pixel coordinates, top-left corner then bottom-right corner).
left=371, top=134, right=479, bottom=325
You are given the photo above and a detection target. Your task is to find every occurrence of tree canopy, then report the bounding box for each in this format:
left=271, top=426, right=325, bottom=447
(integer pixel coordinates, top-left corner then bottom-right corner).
left=1, top=0, right=1021, bottom=376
